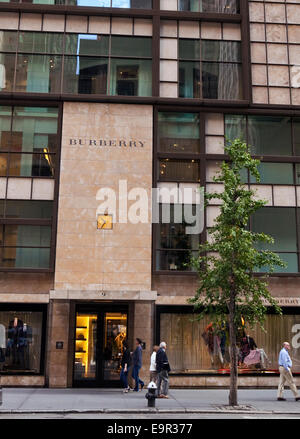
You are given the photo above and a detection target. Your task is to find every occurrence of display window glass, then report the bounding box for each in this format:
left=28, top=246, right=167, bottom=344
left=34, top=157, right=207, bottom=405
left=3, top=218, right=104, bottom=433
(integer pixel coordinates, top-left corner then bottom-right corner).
left=0, top=308, right=45, bottom=374
left=159, top=310, right=300, bottom=375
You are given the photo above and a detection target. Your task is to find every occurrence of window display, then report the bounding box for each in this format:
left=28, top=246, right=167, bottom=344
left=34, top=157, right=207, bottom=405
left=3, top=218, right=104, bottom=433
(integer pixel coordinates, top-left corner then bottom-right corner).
left=159, top=310, right=300, bottom=375
left=0, top=309, right=44, bottom=374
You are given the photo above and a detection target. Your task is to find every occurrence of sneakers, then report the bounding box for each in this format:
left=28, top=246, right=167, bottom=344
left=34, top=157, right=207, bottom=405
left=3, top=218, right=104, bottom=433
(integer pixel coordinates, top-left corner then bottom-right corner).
left=295, top=397, right=300, bottom=401
left=123, top=389, right=128, bottom=393
left=277, top=397, right=286, bottom=401
left=141, top=383, right=144, bottom=391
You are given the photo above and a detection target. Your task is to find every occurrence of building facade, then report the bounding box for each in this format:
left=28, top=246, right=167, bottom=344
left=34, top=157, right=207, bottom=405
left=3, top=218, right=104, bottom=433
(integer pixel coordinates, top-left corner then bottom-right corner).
left=0, top=0, right=300, bottom=388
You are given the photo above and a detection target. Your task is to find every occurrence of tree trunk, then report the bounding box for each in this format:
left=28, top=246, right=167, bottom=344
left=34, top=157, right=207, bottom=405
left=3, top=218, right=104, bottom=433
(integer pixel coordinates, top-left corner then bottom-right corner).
left=228, top=289, right=238, bottom=406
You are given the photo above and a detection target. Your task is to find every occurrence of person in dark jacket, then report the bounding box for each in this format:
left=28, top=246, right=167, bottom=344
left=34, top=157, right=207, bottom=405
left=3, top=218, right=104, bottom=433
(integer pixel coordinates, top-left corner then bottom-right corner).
left=156, top=341, right=170, bottom=399
left=132, top=338, right=144, bottom=392
left=120, top=340, right=132, bottom=393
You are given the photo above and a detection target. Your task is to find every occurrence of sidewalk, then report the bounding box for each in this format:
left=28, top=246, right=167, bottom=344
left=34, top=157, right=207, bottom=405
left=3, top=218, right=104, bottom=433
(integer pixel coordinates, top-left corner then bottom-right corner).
left=1, top=388, right=300, bottom=415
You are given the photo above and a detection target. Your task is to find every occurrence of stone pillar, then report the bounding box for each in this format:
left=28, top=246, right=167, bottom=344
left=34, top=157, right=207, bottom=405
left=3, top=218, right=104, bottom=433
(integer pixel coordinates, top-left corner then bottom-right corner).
left=133, top=300, right=154, bottom=385
left=46, top=299, right=71, bottom=388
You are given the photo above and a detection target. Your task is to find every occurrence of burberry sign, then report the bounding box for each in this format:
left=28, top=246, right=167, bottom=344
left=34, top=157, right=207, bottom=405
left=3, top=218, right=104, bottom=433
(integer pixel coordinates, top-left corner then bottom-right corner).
left=69, top=138, right=146, bottom=148
left=262, top=297, right=300, bottom=307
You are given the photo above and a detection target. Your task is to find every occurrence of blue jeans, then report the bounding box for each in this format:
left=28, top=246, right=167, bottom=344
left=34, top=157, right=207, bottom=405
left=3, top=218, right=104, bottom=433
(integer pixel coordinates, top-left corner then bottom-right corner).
left=132, top=365, right=144, bottom=391
left=120, top=367, right=130, bottom=389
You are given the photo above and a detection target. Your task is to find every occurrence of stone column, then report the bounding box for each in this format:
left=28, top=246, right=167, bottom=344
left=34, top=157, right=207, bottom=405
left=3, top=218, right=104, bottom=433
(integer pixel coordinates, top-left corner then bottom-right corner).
left=46, top=299, right=71, bottom=388
left=133, top=300, right=154, bottom=385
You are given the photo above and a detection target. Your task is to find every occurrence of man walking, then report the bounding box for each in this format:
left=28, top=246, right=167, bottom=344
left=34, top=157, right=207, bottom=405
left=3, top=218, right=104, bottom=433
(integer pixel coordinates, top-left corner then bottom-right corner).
left=277, top=341, right=300, bottom=401
left=132, top=338, right=144, bottom=392
left=156, top=341, right=170, bottom=399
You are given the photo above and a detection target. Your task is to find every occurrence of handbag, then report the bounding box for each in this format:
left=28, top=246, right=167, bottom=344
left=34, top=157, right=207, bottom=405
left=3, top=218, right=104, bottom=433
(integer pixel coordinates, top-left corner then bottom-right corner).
left=244, top=349, right=261, bottom=366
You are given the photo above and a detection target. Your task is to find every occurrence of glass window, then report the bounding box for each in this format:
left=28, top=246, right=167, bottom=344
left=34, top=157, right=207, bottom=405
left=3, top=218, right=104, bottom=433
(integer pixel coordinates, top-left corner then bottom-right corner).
left=0, top=31, right=18, bottom=52
left=201, top=41, right=241, bottom=62
left=0, top=308, right=45, bottom=374
left=0, top=53, right=15, bottom=92
left=179, top=40, right=201, bottom=60
left=0, top=225, right=51, bottom=269
left=251, top=207, right=298, bottom=273
left=179, top=0, right=240, bottom=13
left=225, top=114, right=246, bottom=142
left=63, top=56, right=108, bottom=95
left=159, top=312, right=300, bottom=374
left=202, top=62, right=242, bottom=100
left=18, top=32, right=64, bottom=54
left=158, top=112, right=200, bottom=153
left=9, top=153, right=55, bottom=177
left=15, top=55, right=62, bottom=93
left=5, top=201, right=53, bottom=219
left=179, top=62, right=201, bottom=99
left=293, top=118, right=300, bottom=156
left=65, top=34, right=109, bottom=56
left=249, top=163, right=294, bottom=185
left=159, top=159, right=200, bottom=181
left=248, top=116, right=292, bottom=156
left=156, top=204, right=200, bottom=271
left=111, top=36, right=152, bottom=58
left=109, top=59, right=152, bottom=96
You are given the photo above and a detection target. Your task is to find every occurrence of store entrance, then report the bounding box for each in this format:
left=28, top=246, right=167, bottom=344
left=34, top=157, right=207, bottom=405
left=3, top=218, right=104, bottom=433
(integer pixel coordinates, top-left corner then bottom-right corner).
left=73, top=304, right=128, bottom=387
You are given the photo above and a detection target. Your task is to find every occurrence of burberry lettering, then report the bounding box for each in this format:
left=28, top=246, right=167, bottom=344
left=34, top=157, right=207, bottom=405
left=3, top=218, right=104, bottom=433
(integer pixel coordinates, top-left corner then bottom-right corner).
left=69, top=138, right=145, bottom=148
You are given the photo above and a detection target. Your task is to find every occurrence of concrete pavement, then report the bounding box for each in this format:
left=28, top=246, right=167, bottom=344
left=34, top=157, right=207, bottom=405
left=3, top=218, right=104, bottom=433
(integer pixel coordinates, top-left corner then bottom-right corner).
left=0, top=388, right=300, bottom=415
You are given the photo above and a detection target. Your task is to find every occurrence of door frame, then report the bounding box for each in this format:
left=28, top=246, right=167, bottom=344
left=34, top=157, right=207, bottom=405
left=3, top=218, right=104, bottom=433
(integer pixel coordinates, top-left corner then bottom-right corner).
left=72, top=302, right=129, bottom=388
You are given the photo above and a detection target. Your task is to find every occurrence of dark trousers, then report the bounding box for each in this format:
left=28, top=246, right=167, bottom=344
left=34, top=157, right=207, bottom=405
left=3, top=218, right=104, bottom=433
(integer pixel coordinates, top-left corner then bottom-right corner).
left=120, top=367, right=130, bottom=389
left=132, top=365, right=144, bottom=391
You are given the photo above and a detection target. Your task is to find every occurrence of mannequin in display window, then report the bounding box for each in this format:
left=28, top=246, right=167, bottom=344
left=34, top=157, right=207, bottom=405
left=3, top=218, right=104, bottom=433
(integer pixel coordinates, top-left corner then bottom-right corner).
left=6, top=317, right=31, bottom=370
left=202, top=323, right=224, bottom=369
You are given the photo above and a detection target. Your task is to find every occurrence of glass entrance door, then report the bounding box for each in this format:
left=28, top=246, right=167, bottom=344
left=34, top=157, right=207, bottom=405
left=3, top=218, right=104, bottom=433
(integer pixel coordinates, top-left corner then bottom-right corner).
left=73, top=306, right=128, bottom=387
left=102, top=312, right=127, bottom=382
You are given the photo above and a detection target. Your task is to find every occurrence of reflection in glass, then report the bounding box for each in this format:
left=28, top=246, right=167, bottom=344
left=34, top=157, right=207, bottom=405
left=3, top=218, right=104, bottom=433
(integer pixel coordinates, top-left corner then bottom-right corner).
left=5, top=200, right=53, bottom=219
left=18, top=32, right=63, bottom=54
left=109, top=59, right=152, bottom=96
left=202, top=62, right=242, bottom=100
left=156, top=250, right=198, bottom=271
left=111, top=36, right=152, bottom=57
left=0, top=53, right=16, bottom=92
left=159, top=159, right=200, bottom=181
left=158, top=112, right=200, bottom=153
left=179, top=0, right=239, bottom=12
left=0, top=31, right=18, bottom=52
left=179, top=62, right=201, bottom=99
left=15, top=55, right=62, bottom=93
left=0, top=310, right=44, bottom=374
left=63, top=56, right=108, bottom=94
left=248, top=116, right=292, bottom=156
left=64, top=34, right=109, bottom=56
left=251, top=207, right=298, bottom=273
left=179, top=39, right=201, bottom=60
left=225, top=114, right=246, bottom=142
left=250, top=162, right=294, bottom=185
left=9, top=153, right=55, bottom=177
left=74, top=314, right=98, bottom=381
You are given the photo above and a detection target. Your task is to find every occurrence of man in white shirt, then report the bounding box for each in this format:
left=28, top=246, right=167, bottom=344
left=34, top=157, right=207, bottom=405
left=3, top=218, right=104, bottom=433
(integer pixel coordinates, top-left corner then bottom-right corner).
left=277, top=341, right=300, bottom=401
left=149, top=345, right=159, bottom=383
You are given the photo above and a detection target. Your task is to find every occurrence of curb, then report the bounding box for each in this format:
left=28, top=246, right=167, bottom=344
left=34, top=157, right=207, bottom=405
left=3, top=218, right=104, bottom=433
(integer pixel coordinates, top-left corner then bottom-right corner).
left=0, top=408, right=300, bottom=415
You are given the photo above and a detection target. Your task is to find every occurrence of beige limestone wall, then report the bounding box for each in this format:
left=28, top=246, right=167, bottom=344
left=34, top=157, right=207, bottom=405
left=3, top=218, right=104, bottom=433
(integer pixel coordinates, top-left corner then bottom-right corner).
left=0, top=273, right=53, bottom=299
left=55, top=103, right=153, bottom=292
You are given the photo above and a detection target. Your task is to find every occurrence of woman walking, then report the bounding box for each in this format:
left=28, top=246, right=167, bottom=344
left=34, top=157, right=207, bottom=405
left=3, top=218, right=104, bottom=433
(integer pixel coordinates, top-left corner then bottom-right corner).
left=120, top=340, right=131, bottom=393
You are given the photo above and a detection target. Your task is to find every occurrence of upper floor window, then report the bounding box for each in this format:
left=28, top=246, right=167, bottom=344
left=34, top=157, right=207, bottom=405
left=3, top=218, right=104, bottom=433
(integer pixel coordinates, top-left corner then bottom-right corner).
left=179, top=39, right=242, bottom=100
left=178, top=0, right=240, bottom=13
left=0, top=0, right=152, bottom=8
left=0, top=31, right=152, bottom=97
left=225, top=115, right=300, bottom=156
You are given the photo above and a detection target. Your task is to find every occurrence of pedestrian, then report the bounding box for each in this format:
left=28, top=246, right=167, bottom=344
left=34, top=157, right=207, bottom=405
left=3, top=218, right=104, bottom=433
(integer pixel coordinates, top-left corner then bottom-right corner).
left=277, top=341, right=300, bottom=401
left=120, top=340, right=131, bottom=393
left=132, top=337, right=144, bottom=392
left=156, top=341, right=170, bottom=399
left=149, top=345, right=159, bottom=383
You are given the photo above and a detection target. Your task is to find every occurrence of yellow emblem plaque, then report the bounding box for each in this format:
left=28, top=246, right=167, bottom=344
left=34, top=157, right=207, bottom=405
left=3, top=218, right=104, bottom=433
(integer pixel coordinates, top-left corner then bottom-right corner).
left=97, top=214, right=113, bottom=230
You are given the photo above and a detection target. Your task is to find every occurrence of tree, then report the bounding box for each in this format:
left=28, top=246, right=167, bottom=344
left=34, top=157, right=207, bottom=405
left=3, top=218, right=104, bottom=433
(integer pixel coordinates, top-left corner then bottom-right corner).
left=189, top=138, right=284, bottom=407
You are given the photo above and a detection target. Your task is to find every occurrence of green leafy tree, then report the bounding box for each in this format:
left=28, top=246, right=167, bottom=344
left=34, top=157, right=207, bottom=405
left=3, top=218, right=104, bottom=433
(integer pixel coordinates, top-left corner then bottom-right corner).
left=190, top=139, right=284, bottom=406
